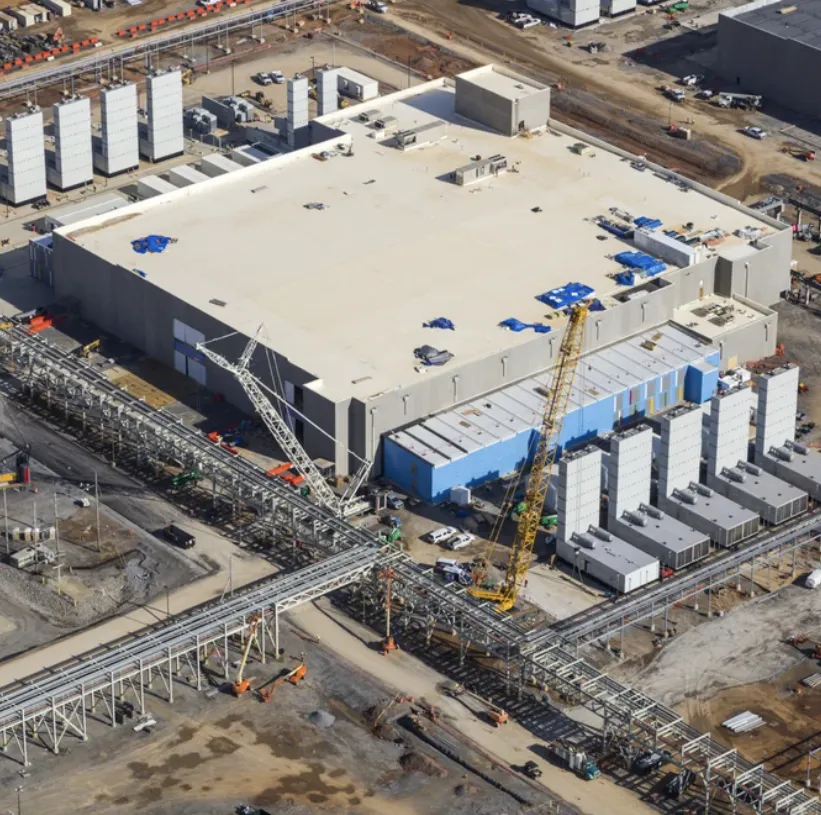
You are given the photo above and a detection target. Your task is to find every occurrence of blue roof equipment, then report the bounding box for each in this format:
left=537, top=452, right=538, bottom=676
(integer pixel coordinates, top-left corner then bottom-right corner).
left=614, top=251, right=667, bottom=277
left=499, top=318, right=552, bottom=334
left=423, top=317, right=455, bottom=330
left=536, top=282, right=594, bottom=309
left=614, top=270, right=635, bottom=286
left=131, top=235, right=176, bottom=254
left=634, top=216, right=663, bottom=230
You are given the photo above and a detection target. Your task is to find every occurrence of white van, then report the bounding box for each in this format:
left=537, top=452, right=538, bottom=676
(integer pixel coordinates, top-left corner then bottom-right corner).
left=807, top=569, right=821, bottom=589
left=427, top=526, right=456, bottom=545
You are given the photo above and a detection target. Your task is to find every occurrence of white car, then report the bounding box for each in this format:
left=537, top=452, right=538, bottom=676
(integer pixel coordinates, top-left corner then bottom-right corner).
left=270, top=70, right=285, bottom=84
left=253, top=72, right=273, bottom=86
left=743, top=126, right=767, bottom=140
left=448, top=533, right=475, bottom=551
left=427, top=526, right=457, bottom=545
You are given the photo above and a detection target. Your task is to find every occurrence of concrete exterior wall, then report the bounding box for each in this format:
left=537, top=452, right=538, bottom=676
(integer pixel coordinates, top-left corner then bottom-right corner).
left=455, top=75, right=516, bottom=136
left=51, top=233, right=350, bottom=477
left=719, top=11, right=821, bottom=119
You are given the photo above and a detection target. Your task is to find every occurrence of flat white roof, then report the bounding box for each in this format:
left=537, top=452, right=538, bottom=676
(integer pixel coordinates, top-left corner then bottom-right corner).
left=62, top=73, right=774, bottom=402
left=672, top=294, right=771, bottom=341
left=459, top=65, right=546, bottom=100
left=336, top=67, right=378, bottom=87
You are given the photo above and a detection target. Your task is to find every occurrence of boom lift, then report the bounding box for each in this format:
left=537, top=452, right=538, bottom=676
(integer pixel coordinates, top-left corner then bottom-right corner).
left=197, top=329, right=372, bottom=517
left=232, top=614, right=262, bottom=696
left=469, top=305, right=588, bottom=612
left=256, top=662, right=307, bottom=702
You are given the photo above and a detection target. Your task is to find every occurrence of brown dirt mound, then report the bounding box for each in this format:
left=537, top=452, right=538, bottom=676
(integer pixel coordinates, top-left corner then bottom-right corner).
left=399, top=751, right=447, bottom=777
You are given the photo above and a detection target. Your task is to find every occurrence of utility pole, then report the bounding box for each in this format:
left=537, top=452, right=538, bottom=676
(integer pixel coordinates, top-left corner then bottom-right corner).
left=94, top=472, right=101, bottom=552
left=165, top=585, right=170, bottom=620
left=3, top=489, right=8, bottom=556
left=53, top=491, right=60, bottom=562
left=229, top=555, right=234, bottom=597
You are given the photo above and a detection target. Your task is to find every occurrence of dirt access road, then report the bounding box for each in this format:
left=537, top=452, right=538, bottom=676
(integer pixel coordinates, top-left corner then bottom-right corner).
left=389, top=0, right=821, bottom=198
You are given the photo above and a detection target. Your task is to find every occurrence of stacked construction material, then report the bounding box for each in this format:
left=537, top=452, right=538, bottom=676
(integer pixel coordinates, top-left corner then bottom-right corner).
left=536, top=282, right=594, bottom=309
left=614, top=250, right=667, bottom=277
left=722, top=711, right=764, bottom=733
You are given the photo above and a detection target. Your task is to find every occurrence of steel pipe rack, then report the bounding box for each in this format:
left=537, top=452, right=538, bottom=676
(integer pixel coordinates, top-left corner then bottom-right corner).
left=3, top=325, right=821, bottom=813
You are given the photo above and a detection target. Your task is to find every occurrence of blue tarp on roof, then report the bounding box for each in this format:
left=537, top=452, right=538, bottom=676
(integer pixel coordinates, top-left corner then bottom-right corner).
left=499, top=318, right=552, bottom=334
left=423, top=317, right=455, bottom=330
left=614, top=270, right=636, bottom=286
left=132, top=235, right=175, bottom=254
left=634, top=216, right=662, bottom=230
left=536, top=282, right=594, bottom=309
left=614, top=251, right=667, bottom=277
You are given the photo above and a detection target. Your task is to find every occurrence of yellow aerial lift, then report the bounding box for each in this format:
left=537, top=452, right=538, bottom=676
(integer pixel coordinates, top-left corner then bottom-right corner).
left=232, top=614, right=262, bottom=696
left=469, top=305, right=588, bottom=612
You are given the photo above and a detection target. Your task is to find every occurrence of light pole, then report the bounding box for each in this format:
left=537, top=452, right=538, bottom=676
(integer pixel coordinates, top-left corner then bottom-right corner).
left=16, top=785, right=22, bottom=815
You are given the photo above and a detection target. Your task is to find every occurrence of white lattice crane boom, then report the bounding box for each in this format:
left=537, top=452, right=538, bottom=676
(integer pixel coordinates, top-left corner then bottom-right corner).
left=197, top=332, right=371, bottom=517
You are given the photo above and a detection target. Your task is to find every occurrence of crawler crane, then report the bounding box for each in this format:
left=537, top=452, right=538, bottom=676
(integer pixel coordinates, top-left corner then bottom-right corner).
left=469, top=305, right=588, bottom=612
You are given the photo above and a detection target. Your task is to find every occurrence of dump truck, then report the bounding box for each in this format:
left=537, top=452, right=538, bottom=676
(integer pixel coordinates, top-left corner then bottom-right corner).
left=550, top=742, right=600, bottom=780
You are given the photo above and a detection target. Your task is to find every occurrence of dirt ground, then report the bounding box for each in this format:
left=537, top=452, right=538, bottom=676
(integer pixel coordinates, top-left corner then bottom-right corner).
left=0, top=398, right=207, bottom=661
left=385, top=0, right=821, bottom=196
left=0, top=620, right=530, bottom=815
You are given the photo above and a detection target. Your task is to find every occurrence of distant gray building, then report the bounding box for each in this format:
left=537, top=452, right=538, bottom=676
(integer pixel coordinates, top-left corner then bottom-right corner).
left=719, top=0, right=821, bottom=118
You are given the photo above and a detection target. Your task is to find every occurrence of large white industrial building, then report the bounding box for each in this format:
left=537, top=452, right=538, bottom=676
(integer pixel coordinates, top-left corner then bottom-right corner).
left=44, top=65, right=792, bottom=509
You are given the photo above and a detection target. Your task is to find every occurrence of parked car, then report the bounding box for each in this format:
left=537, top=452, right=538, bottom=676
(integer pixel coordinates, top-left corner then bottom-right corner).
left=632, top=750, right=670, bottom=775
left=448, top=532, right=475, bottom=551
left=270, top=70, right=285, bottom=84
left=427, top=526, right=457, bottom=544
left=743, top=126, right=767, bottom=140
left=253, top=72, right=273, bottom=86
left=681, top=73, right=704, bottom=86
left=164, top=524, right=195, bottom=549
left=386, top=493, right=404, bottom=510
left=382, top=515, right=402, bottom=530
left=368, top=0, right=388, bottom=10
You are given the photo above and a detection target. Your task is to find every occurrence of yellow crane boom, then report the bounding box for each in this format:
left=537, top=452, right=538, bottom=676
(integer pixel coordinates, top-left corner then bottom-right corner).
left=470, top=304, right=588, bottom=612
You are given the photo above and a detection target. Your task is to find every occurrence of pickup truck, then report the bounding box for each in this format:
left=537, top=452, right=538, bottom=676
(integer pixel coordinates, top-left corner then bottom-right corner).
left=164, top=524, right=195, bottom=549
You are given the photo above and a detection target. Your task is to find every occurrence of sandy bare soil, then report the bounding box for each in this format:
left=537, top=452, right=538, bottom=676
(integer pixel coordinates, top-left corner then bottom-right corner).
left=621, top=584, right=821, bottom=708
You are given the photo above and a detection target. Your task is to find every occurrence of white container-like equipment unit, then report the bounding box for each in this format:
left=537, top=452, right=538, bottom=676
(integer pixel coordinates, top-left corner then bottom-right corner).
left=806, top=569, right=821, bottom=589
left=94, top=82, right=139, bottom=176
left=141, top=69, right=184, bottom=162
left=3, top=107, right=46, bottom=205
left=337, top=67, right=379, bottom=101
left=48, top=96, right=92, bottom=191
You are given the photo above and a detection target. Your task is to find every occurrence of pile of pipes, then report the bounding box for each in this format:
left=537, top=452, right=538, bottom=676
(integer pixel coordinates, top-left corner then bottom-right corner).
left=802, top=674, right=821, bottom=689
left=722, top=711, right=764, bottom=733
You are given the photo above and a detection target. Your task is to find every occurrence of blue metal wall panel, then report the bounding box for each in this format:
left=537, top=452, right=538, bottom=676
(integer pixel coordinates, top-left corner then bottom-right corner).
left=560, top=396, right=615, bottom=450
left=429, top=427, right=538, bottom=503
left=384, top=437, right=433, bottom=501
left=684, top=363, right=719, bottom=404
